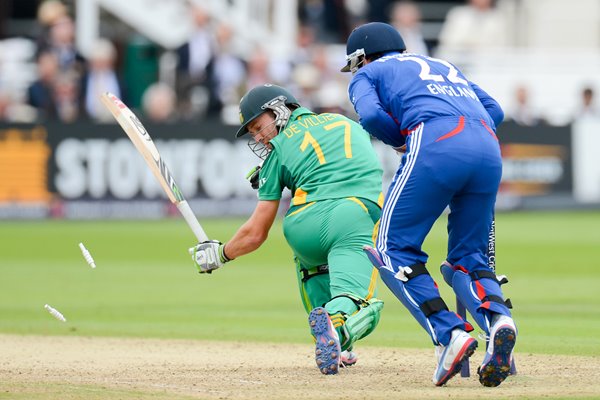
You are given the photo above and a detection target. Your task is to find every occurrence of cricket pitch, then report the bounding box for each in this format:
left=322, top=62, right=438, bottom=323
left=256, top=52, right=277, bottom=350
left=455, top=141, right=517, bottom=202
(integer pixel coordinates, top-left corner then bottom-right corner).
left=1, top=334, right=598, bottom=399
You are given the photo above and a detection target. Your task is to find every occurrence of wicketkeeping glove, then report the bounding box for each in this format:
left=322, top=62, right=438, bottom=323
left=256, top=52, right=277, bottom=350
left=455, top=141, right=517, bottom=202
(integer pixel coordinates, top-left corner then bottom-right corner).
left=189, top=240, right=232, bottom=274
left=246, top=165, right=261, bottom=190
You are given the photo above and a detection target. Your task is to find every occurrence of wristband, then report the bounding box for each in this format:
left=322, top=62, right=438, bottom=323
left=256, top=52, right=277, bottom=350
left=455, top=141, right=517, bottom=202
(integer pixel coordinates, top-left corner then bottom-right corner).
left=220, top=243, right=233, bottom=262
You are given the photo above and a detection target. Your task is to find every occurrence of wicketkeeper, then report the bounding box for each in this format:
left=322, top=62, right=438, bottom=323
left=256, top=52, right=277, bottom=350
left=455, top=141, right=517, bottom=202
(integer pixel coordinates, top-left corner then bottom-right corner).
left=189, top=84, right=385, bottom=375
left=342, top=22, right=517, bottom=387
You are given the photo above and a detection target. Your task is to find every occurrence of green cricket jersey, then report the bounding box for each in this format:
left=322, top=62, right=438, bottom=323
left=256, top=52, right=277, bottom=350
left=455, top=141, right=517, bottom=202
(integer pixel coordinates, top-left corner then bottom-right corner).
left=258, top=107, right=383, bottom=206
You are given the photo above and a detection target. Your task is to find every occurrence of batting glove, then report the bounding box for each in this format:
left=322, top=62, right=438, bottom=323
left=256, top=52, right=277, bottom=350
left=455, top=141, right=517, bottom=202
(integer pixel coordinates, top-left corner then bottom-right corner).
left=245, top=165, right=261, bottom=190
left=189, top=240, right=232, bottom=274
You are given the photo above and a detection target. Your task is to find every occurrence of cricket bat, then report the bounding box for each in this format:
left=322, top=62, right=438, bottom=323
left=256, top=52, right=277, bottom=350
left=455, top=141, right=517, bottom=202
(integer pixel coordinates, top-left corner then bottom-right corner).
left=100, top=92, right=208, bottom=243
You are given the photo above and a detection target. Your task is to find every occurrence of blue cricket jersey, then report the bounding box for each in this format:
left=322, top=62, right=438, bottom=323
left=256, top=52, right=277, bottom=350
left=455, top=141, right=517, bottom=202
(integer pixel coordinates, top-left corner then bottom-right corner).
left=348, top=52, right=504, bottom=148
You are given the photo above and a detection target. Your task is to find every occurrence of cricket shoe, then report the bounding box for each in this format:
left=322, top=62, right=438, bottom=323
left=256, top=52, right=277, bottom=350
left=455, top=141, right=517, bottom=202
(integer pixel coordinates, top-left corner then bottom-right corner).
left=433, top=329, right=478, bottom=386
left=478, top=314, right=516, bottom=387
left=340, top=350, right=358, bottom=368
left=309, top=307, right=341, bottom=375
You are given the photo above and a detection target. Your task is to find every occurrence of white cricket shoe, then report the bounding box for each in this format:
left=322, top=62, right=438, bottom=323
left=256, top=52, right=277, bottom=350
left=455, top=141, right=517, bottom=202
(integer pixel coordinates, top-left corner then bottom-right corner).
left=478, top=314, right=517, bottom=387
left=432, top=329, right=478, bottom=386
left=340, top=350, right=358, bottom=367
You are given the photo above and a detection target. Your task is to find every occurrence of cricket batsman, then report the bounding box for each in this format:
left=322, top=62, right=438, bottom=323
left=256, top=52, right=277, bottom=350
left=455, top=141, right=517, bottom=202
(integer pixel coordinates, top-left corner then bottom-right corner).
left=341, top=22, right=517, bottom=387
left=189, top=84, right=385, bottom=375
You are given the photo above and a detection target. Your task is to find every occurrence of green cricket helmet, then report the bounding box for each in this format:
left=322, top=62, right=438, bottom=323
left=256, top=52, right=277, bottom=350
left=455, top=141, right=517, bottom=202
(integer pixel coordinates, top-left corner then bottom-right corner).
left=236, top=84, right=300, bottom=137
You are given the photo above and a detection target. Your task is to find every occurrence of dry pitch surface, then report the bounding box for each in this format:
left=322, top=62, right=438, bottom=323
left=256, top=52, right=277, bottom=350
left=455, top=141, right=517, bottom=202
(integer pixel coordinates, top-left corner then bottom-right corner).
left=1, top=334, right=599, bottom=399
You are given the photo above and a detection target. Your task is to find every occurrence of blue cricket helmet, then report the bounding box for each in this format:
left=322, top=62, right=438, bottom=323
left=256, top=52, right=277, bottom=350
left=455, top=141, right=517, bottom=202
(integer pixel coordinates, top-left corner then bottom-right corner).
left=341, top=22, right=406, bottom=73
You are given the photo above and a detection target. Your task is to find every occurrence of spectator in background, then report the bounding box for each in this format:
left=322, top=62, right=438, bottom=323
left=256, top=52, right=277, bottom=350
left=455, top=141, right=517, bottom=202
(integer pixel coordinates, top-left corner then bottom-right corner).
left=297, top=0, right=325, bottom=37
left=0, top=88, right=36, bottom=123
left=390, top=1, right=429, bottom=55
left=576, top=87, right=600, bottom=119
left=293, top=31, right=333, bottom=82
left=177, top=4, right=213, bottom=83
left=39, top=14, right=86, bottom=77
left=53, top=71, right=82, bottom=123
left=291, top=62, right=321, bottom=110
left=27, top=51, right=60, bottom=120
left=211, top=23, right=246, bottom=122
left=296, top=24, right=317, bottom=65
left=345, top=0, right=369, bottom=29
left=507, top=84, right=542, bottom=126
left=291, top=44, right=348, bottom=113
left=37, top=0, right=67, bottom=25
left=244, top=46, right=292, bottom=91
left=82, top=38, right=123, bottom=122
left=436, top=0, right=509, bottom=55
left=141, top=82, right=178, bottom=123
left=312, top=44, right=338, bottom=82
left=176, top=3, right=217, bottom=119
left=35, top=0, right=68, bottom=51
left=245, top=46, right=271, bottom=90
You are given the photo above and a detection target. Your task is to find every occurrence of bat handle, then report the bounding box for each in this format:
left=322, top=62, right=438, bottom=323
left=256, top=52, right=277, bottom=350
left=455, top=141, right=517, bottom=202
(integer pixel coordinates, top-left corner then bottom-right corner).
left=176, top=201, right=209, bottom=242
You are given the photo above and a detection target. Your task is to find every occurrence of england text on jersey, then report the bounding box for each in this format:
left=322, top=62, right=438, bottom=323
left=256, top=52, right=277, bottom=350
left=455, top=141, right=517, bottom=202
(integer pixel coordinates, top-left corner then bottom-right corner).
left=426, top=83, right=477, bottom=100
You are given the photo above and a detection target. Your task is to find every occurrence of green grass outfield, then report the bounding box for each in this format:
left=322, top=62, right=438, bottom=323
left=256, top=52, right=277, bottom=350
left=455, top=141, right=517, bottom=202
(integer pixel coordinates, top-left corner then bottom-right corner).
left=1, top=210, right=599, bottom=356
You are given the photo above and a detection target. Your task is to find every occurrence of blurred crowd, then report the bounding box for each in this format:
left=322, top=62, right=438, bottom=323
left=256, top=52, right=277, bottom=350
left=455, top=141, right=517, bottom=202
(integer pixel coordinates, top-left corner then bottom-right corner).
left=0, top=0, right=597, bottom=125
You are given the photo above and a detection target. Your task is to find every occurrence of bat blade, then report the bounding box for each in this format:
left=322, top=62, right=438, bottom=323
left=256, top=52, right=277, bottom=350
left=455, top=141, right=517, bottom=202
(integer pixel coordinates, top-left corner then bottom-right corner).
left=100, top=92, right=208, bottom=242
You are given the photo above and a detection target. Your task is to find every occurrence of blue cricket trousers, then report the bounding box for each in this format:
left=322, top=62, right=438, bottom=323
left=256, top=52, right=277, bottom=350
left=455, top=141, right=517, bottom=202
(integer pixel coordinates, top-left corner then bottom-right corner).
left=376, top=116, right=503, bottom=346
